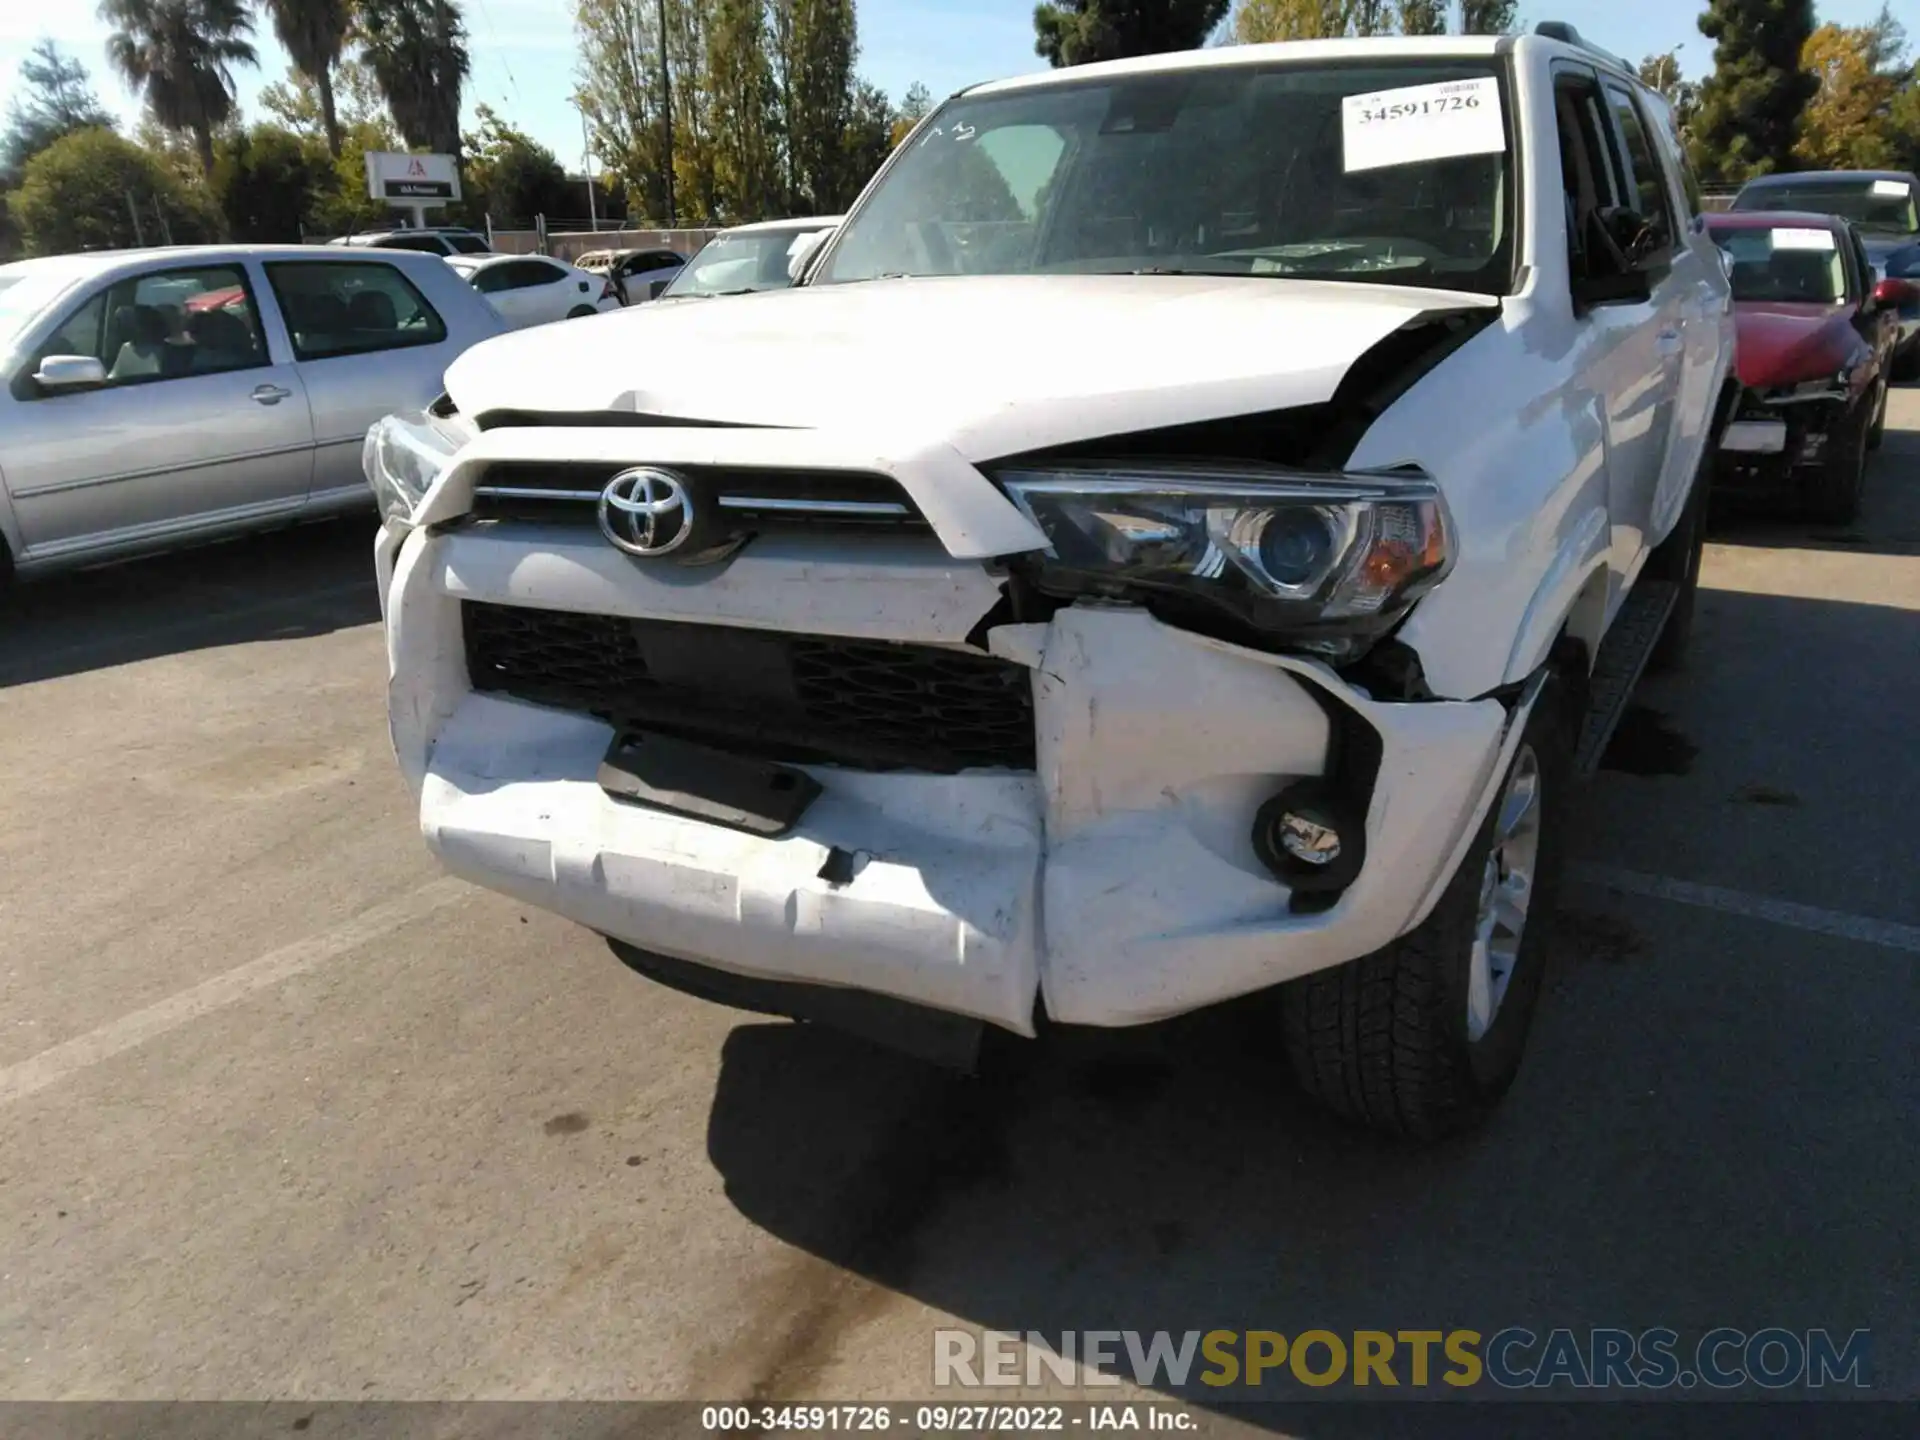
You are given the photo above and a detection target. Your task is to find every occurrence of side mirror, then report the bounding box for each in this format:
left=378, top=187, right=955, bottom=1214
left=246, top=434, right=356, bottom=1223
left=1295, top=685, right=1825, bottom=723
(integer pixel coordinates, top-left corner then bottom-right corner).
left=32, top=355, right=107, bottom=392
left=786, top=230, right=830, bottom=283
left=1572, top=206, right=1657, bottom=311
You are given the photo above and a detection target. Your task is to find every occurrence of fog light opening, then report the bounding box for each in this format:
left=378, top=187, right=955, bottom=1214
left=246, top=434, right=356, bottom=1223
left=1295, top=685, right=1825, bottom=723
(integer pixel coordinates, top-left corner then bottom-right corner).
left=1253, top=782, right=1365, bottom=896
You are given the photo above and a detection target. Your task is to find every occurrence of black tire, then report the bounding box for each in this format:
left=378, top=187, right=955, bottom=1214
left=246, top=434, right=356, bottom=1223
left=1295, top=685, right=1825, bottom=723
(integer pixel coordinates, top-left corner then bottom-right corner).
left=1866, top=378, right=1888, bottom=452
left=1646, top=470, right=1708, bottom=674
left=1280, top=674, right=1574, bottom=1140
left=1894, top=339, right=1920, bottom=384
left=566, top=305, right=597, bottom=319
left=1803, top=417, right=1867, bottom=525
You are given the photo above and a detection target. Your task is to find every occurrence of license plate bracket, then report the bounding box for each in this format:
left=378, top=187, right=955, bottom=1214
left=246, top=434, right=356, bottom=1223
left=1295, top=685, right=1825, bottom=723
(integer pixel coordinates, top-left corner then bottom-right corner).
left=598, top=730, right=821, bottom=838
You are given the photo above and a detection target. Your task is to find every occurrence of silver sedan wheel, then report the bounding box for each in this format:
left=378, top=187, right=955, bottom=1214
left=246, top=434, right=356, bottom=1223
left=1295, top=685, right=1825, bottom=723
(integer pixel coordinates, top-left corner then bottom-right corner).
left=1467, top=744, right=1542, bottom=1043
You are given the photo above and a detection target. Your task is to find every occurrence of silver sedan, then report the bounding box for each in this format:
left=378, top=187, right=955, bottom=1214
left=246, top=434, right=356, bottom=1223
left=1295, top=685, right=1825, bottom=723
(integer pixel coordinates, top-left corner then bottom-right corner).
left=0, top=244, right=505, bottom=583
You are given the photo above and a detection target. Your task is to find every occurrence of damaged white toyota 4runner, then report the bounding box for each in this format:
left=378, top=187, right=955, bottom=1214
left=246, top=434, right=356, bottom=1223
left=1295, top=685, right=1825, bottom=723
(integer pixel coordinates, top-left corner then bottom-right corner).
left=368, top=30, right=1732, bottom=1136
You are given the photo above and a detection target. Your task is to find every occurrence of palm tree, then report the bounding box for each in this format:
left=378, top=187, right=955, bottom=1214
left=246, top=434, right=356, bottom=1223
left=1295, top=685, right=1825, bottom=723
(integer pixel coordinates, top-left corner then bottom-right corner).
left=357, top=0, right=470, bottom=159
left=100, top=0, right=258, bottom=177
left=259, top=0, right=352, bottom=157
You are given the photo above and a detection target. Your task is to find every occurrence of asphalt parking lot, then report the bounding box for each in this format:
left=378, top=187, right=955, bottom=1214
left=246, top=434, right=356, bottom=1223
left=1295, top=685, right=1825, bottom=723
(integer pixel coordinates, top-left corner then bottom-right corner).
left=2, top=391, right=1917, bottom=1417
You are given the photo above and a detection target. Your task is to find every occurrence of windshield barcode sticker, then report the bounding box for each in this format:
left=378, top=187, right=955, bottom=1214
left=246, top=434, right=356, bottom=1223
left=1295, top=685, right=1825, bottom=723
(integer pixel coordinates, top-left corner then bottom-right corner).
left=1772, top=228, right=1836, bottom=251
left=1342, top=76, right=1505, bottom=173
left=1871, top=179, right=1910, bottom=197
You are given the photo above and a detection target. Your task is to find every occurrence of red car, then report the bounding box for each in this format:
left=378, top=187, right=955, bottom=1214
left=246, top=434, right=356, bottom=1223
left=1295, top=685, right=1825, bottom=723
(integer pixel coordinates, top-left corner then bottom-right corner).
left=1706, top=210, right=1906, bottom=523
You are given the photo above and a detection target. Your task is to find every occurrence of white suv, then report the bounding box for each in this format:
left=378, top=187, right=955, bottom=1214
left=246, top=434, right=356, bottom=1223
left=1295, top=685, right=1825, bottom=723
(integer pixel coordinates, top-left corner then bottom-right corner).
left=367, top=28, right=1733, bottom=1136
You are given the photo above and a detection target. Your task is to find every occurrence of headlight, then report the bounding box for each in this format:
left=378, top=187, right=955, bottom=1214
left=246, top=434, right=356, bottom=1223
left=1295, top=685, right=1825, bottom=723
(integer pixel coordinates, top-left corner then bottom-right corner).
left=363, top=409, right=466, bottom=526
left=997, top=463, right=1452, bottom=659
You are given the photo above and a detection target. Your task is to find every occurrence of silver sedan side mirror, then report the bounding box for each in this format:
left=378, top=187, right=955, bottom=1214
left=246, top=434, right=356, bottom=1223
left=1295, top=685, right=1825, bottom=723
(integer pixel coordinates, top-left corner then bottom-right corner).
left=33, top=354, right=108, bottom=391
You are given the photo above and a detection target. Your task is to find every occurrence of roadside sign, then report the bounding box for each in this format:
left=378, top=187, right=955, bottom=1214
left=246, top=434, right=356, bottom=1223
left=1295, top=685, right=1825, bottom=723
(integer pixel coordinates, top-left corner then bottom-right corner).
left=364, top=152, right=461, bottom=204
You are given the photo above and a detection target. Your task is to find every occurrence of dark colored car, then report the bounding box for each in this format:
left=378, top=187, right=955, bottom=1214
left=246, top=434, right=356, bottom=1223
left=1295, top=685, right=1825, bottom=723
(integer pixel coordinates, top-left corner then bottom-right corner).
left=1706, top=211, right=1898, bottom=522
left=1731, top=170, right=1920, bottom=378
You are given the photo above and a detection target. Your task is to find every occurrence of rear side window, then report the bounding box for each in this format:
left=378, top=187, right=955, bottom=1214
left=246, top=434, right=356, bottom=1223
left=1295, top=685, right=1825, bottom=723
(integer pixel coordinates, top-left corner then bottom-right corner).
left=502, top=260, right=565, bottom=290
left=1603, top=84, right=1676, bottom=254
left=265, top=261, right=447, bottom=361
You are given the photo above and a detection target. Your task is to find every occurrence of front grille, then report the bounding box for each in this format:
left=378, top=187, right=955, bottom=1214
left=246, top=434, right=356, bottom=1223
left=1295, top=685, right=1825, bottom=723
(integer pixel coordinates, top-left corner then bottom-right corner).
left=463, top=603, right=1035, bottom=773
left=468, top=463, right=928, bottom=533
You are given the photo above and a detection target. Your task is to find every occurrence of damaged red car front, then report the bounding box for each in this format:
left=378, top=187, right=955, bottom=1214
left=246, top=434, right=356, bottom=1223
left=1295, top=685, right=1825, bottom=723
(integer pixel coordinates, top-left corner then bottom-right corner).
left=1707, top=210, right=1896, bottom=523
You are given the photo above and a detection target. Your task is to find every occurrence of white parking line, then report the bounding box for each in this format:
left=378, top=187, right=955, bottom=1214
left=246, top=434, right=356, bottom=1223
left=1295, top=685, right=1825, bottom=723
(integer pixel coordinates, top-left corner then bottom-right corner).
left=1572, top=863, right=1920, bottom=955
left=0, top=878, right=470, bottom=1108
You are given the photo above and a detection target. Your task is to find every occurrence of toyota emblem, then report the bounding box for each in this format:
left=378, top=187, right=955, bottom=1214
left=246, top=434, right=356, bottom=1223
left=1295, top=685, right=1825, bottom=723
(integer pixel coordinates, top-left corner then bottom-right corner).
left=598, top=467, right=693, bottom=556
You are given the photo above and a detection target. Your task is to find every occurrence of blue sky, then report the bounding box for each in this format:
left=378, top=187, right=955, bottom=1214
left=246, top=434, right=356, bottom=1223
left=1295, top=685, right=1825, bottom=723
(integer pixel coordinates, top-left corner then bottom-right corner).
left=0, top=0, right=1899, bottom=176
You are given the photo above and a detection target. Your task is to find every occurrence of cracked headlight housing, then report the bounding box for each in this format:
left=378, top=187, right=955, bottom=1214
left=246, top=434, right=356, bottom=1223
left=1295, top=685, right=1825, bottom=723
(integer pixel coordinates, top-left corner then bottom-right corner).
left=997, top=463, right=1453, bottom=659
left=363, top=409, right=467, bottom=526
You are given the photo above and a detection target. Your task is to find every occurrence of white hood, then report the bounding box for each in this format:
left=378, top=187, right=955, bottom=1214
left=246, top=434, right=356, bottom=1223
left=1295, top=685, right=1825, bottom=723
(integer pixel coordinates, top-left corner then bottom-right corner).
left=443, top=274, right=1496, bottom=462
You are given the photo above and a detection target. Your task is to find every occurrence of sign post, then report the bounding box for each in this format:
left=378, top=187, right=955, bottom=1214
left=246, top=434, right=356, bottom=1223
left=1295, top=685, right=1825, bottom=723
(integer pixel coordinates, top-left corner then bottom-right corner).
left=363, top=152, right=462, bottom=230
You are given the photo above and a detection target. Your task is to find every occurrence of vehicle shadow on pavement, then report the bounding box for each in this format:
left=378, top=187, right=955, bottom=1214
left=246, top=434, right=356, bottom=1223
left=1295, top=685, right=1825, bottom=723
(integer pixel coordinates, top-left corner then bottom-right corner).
left=1706, top=416, right=1920, bottom=557
left=0, top=517, right=380, bottom=688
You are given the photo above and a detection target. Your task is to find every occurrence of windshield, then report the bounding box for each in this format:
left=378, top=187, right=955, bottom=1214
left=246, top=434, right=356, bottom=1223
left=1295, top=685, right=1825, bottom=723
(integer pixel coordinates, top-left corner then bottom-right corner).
left=1732, top=180, right=1917, bottom=235
left=446, top=234, right=491, bottom=254
left=816, top=60, right=1515, bottom=294
left=662, top=227, right=829, bottom=297
left=1711, top=225, right=1847, bottom=304
left=0, top=267, right=84, bottom=349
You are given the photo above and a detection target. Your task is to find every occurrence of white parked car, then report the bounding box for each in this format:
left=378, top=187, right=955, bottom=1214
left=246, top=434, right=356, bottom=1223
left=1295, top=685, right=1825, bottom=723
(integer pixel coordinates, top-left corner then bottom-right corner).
left=656, top=217, right=843, bottom=299
left=367, top=27, right=1734, bottom=1136
left=445, top=253, right=620, bottom=329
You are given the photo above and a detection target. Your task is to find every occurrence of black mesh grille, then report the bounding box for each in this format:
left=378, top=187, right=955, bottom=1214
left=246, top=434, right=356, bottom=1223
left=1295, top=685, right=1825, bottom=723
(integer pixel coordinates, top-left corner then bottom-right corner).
left=463, top=603, right=1035, bottom=773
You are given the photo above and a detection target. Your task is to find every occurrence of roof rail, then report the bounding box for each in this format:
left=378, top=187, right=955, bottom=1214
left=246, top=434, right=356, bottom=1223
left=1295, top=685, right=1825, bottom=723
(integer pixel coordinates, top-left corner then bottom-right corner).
left=1533, top=20, right=1632, bottom=75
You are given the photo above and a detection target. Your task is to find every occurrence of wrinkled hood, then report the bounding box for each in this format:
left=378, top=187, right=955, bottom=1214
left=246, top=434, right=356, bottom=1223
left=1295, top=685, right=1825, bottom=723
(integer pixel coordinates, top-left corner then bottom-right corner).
left=1732, top=302, right=1864, bottom=390
left=442, top=274, right=1497, bottom=462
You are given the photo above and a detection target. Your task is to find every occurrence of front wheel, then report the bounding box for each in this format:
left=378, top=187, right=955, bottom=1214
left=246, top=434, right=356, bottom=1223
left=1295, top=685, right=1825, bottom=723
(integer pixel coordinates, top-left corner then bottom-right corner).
left=1281, top=674, right=1572, bottom=1139
left=1803, top=416, right=1868, bottom=525
left=1894, top=338, right=1920, bottom=383
left=1866, top=377, right=1888, bottom=452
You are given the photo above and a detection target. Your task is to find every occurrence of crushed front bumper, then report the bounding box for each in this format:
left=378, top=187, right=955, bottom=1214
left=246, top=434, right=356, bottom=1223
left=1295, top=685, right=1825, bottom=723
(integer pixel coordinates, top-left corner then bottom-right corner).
left=384, top=524, right=1511, bottom=1034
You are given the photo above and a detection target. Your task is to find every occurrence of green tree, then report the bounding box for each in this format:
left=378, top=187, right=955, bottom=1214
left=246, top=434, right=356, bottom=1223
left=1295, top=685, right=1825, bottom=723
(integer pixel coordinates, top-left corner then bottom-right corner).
left=785, top=0, right=857, bottom=209
left=258, top=0, right=353, bottom=157
left=890, top=79, right=931, bottom=146
left=667, top=0, right=720, bottom=220
left=1033, top=0, right=1231, bottom=68
left=574, top=0, right=676, bottom=223
left=14, top=125, right=219, bottom=252
left=258, top=57, right=395, bottom=145
left=1690, top=0, right=1819, bottom=183
left=461, top=103, right=572, bottom=223
left=209, top=121, right=331, bottom=238
left=1794, top=9, right=1909, bottom=170
left=1457, top=0, right=1514, bottom=33
left=1638, top=51, right=1700, bottom=140
left=1233, top=0, right=1347, bottom=42
left=357, top=0, right=470, bottom=158
left=3, top=41, right=119, bottom=181
left=840, top=79, right=894, bottom=203
left=705, top=0, right=783, bottom=218
left=100, top=0, right=259, bottom=176
left=1395, top=0, right=1445, bottom=33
